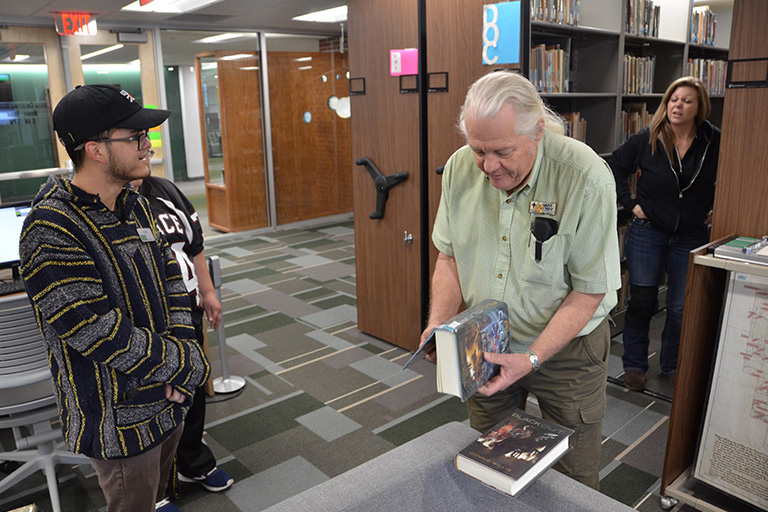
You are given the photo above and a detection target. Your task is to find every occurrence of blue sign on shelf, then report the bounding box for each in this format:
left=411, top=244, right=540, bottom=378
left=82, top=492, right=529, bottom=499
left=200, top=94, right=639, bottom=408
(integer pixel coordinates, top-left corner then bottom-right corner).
left=483, top=1, right=521, bottom=66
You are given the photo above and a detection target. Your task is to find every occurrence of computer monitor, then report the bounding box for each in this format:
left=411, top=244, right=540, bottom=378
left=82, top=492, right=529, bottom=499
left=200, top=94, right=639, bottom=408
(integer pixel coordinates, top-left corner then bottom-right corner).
left=0, top=201, right=32, bottom=271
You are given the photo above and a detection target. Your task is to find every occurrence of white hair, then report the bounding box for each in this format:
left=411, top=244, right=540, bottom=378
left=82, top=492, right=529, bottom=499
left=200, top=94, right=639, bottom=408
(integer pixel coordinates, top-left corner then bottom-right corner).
left=458, top=71, right=565, bottom=140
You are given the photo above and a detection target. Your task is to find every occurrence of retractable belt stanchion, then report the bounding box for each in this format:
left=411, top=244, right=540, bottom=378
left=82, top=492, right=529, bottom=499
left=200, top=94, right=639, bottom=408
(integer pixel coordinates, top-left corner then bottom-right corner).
left=208, top=255, right=246, bottom=394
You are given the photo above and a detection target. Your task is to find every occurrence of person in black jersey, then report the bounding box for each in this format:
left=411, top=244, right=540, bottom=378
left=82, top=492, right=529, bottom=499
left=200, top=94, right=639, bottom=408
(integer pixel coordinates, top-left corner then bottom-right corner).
left=133, top=176, right=234, bottom=506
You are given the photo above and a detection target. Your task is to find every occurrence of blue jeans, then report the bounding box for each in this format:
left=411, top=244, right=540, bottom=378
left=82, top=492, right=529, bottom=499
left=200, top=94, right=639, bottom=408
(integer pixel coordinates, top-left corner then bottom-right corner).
left=621, top=217, right=709, bottom=375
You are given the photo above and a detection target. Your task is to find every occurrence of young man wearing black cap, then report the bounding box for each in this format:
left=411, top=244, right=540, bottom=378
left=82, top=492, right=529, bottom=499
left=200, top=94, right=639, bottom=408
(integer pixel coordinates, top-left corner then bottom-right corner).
left=18, top=84, right=210, bottom=512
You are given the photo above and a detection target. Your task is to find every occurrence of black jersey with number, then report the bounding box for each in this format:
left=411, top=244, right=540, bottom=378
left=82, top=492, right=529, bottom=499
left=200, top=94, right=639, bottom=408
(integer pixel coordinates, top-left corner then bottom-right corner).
left=139, top=176, right=204, bottom=307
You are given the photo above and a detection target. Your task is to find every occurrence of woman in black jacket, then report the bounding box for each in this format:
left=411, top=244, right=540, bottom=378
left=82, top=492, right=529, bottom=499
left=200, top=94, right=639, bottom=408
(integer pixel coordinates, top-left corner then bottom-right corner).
left=610, top=77, right=720, bottom=392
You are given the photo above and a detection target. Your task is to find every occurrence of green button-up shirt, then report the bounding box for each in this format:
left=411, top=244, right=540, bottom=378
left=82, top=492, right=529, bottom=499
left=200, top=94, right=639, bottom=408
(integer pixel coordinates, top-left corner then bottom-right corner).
left=432, top=130, right=621, bottom=352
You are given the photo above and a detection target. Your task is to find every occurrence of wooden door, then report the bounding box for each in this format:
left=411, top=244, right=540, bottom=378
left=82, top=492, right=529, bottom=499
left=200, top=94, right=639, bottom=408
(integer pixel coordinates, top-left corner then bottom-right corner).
left=349, top=0, right=422, bottom=351
left=196, top=50, right=268, bottom=232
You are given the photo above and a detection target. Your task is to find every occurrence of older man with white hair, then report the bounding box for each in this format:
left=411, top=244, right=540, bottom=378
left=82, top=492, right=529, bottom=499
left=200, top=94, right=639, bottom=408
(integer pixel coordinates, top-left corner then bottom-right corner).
left=421, top=71, right=621, bottom=489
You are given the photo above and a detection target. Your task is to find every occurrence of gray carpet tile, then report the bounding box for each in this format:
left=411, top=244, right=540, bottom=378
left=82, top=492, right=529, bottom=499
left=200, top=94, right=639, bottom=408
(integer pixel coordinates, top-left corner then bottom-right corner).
left=226, top=456, right=328, bottom=511
left=242, top=288, right=323, bottom=317
left=223, top=278, right=269, bottom=295
left=296, top=406, right=362, bottom=442
left=299, top=304, right=357, bottom=329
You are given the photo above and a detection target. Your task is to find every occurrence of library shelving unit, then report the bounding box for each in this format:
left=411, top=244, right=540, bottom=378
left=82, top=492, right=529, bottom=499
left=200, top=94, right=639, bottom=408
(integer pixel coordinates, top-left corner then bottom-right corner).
left=526, top=0, right=731, bottom=158
left=526, top=0, right=732, bottom=335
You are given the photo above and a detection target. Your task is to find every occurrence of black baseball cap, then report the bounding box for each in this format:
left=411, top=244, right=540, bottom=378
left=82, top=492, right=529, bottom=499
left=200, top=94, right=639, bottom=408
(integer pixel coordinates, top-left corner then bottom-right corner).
left=53, top=84, right=171, bottom=150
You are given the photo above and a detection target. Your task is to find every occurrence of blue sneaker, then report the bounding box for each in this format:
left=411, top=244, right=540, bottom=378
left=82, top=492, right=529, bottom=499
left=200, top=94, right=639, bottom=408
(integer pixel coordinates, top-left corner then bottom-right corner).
left=178, top=466, right=234, bottom=492
left=155, top=498, right=180, bottom=511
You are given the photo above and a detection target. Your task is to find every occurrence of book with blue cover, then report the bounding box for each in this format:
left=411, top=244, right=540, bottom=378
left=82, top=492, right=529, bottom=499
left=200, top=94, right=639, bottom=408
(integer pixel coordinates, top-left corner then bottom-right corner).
left=402, top=299, right=511, bottom=402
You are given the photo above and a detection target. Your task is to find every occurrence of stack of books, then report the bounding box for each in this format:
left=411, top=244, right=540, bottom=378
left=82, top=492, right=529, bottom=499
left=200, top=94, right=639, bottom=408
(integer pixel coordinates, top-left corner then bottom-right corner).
left=691, top=5, right=717, bottom=45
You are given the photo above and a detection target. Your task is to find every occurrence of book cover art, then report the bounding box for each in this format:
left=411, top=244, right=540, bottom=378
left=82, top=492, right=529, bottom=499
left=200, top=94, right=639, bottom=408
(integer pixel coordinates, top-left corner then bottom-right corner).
left=447, top=299, right=510, bottom=400
left=459, top=409, right=573, bottom=481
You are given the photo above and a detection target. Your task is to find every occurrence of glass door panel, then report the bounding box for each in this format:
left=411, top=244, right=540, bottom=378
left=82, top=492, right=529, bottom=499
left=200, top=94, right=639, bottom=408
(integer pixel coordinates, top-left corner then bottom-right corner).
left=0, top=42, right=57, bottom=202
left=198, top=56, right=224, bottom=186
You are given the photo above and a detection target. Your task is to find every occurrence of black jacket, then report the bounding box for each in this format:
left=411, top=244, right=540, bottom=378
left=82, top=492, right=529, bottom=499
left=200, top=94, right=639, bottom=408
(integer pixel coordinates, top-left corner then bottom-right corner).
left=610, top=120, right=720, bottom=233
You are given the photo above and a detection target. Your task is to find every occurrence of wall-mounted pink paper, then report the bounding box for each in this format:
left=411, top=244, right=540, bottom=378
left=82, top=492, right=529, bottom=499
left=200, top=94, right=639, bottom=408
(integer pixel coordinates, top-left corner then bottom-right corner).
left=390, top=48, right=418, bottom=76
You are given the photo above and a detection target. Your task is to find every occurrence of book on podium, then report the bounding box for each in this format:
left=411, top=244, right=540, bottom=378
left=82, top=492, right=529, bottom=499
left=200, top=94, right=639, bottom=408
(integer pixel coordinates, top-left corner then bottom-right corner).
left=456, top=409, right=573, bottom=498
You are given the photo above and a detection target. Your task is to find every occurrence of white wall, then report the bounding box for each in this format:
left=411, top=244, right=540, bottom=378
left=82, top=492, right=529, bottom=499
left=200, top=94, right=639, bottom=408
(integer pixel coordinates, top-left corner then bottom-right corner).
left=179, top=66, right=205, bottom=179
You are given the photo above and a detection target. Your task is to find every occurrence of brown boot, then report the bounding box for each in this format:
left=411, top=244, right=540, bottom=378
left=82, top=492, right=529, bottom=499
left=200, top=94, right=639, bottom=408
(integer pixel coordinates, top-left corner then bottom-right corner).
left=623, top=370, right=646, bottom=391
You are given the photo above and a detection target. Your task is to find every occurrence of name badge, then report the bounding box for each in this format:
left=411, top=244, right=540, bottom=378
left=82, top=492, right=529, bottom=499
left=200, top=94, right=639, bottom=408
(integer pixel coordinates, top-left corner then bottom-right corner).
left=137, top=228, right=156, bottom=243
left=529, top=201, right=557, bottom=216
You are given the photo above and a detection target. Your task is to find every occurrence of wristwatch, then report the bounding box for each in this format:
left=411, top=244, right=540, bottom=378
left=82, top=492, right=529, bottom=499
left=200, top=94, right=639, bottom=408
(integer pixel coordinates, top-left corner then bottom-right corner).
left=524, top=348, right=540, bottom=372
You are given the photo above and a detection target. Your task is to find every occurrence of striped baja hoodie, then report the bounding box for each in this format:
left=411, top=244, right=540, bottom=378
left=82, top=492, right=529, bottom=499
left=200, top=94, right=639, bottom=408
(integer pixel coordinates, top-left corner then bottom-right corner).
left=19, top=176, right=210, bottom=460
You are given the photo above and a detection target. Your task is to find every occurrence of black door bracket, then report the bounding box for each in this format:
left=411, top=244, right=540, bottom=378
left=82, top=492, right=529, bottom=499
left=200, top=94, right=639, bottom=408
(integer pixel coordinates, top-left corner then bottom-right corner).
left=356, top=157, right=408, bottom=220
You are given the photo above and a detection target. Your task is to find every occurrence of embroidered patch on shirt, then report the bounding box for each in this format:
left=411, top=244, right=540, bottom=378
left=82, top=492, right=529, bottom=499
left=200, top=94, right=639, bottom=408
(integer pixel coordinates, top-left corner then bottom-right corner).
left=529, top=201, right=557, bottom=216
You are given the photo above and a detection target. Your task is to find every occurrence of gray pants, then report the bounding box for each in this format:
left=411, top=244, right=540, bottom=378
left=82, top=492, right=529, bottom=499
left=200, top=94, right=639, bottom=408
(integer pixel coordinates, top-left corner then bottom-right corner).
left=467, top=318, right=610, bottom=490
left=90, top=424, right=184, bottom=512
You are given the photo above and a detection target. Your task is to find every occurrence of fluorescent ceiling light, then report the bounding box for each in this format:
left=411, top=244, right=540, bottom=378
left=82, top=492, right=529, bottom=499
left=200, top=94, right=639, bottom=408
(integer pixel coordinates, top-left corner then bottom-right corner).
left=219, top=53, right=253, bottom=61
left=194, top=32, right=256, bottom=44
left=293, top=6, right=347, bottom=23
left=81, top=44, right=124, bottom=61
left=82, top=63, right=141, bottom=72
left=298, top=66, right=312, bottom=71
left=121, top=0, right=223, bottom=14
left=295, top=57, right=312, bottom=62
left=10, top=55, right=30, bottom=62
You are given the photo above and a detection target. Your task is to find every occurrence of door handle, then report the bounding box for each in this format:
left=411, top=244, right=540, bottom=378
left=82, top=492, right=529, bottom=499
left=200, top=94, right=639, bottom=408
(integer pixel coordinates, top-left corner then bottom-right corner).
left=403, top=231, right=414, bottom=247
left=356, top=156, right=408, bottom=220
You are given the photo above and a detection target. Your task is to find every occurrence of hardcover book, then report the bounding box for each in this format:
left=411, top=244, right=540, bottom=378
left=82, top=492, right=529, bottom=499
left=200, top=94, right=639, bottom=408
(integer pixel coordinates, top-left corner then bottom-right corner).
left=456, top=409, right=574, bottom=497
left=402, top=299, right=511, bottom=402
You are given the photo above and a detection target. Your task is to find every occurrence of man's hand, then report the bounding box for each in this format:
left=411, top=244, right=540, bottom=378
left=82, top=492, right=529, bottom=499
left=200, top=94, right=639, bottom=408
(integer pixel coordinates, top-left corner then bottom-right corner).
left=165, top=384, right=186, bottom=404
left=201, top=290, right=223, bottom=331
left=476, top=352, right=532, bottom=396
left=419, top=324, right=439, bottom=362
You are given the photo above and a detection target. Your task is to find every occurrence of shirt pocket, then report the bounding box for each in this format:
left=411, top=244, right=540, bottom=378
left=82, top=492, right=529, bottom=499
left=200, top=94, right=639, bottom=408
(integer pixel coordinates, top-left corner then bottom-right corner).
left=521, top=232, right=565, bottom=286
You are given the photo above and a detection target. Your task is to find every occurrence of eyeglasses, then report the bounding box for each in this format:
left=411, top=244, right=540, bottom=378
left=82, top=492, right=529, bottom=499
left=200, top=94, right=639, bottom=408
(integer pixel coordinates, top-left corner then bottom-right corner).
left=79, top=131, right=151, bottom=151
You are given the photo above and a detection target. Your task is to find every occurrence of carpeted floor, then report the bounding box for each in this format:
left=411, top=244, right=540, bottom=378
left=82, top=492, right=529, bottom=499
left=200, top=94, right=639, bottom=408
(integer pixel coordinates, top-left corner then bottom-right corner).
left=1, top=215, right=710, bottom=512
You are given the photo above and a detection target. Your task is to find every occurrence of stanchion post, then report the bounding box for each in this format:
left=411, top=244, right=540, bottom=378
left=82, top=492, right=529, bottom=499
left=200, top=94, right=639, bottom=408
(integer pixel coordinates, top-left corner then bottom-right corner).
left=208, top=255, right=246, bottom=394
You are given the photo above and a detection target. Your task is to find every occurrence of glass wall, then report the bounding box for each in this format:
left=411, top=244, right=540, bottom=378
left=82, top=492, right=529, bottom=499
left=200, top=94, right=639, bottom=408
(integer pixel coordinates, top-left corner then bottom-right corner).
left=81, top=44, right=141, bottom=100
left=0, top=43, right=57, bottom=202
left=158, top=30, right=352, bottom=231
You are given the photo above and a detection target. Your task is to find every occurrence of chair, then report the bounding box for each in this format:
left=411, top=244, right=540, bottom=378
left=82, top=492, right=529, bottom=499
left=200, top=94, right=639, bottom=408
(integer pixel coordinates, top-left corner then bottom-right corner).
left=0, top=293, right=90, bottom=512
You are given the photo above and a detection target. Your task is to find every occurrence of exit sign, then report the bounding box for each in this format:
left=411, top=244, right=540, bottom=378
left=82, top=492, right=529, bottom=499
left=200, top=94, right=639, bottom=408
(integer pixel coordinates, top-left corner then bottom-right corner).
left=53, top=12, right=98, bottom=36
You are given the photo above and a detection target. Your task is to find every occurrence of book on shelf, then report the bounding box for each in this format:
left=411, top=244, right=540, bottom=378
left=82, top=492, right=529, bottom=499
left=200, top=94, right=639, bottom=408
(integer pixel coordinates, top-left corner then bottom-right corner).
left=530, top=43, right=569, bottom=93
left=710, top=235, right=768, bottom=267
left=620, top=102, right=651, bottom=143
left=401, top=299, right=511, bottom=402
left=564, top=112, right=586, bottom=142
left=531, top=0, right=581, bottom=26
left=691, top=5, right=716, bottom=46
left=455, top=409, right=574, bottom=497
left=625, top=0, right=660, bottom=37
left=687, top=58, right=727, bottom=96
left=623, top=54, right=655, bottom=95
